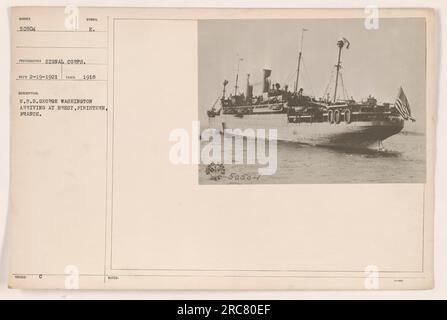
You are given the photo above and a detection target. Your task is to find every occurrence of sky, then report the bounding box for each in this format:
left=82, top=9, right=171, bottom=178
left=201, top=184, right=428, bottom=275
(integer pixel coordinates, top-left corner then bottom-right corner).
left=198, top=18, right=426, bottom=132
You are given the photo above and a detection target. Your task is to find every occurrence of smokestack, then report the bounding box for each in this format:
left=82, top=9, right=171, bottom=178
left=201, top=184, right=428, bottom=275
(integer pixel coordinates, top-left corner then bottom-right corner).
left=263, top=69, right=272, bottom=93
left=246, top=73, right=252, bottom=99
left=247, top=85, right=253, bottom=101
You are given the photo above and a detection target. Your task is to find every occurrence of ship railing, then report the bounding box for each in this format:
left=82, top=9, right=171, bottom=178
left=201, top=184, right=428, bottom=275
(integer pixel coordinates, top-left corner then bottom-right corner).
left=288, top=115, right=313, bottom=118
left=321, top=111, right=392, bottom=115
left=253, top=109, right=284, bottom=113
left=326, top=103, right=349, bottom=109
left=253, top=103, right=284, bottom=109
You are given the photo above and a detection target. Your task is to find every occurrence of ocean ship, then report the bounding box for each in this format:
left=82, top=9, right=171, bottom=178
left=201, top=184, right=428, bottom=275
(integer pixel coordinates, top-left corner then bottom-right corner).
left=206, top=30, right=415, bottom=149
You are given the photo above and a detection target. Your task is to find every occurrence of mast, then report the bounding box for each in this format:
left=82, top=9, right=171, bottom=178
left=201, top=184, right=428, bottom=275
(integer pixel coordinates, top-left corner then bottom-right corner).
left=333, top=40, right=345, bottom=103
left=234, top=57, right=243, bottom=95
left=294, top=28, right=307, bottom=93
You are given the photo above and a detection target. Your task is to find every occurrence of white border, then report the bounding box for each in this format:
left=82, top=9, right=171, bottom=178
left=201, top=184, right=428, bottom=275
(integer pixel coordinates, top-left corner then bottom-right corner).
left=0, top=0, right=445, bottom=299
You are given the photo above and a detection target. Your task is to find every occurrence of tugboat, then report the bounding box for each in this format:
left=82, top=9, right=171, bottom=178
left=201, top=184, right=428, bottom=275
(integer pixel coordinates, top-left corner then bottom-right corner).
left=207, top=30, right=415, bottom=149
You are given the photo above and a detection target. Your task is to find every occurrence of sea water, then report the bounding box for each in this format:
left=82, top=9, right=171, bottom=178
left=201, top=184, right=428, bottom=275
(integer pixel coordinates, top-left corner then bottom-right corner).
left=198, top=130, right=426, bottom=184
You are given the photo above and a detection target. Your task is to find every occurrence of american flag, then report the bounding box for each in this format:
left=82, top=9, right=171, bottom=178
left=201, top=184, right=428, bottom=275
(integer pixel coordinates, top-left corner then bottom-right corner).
left=394, top=87, right=415, bottom=122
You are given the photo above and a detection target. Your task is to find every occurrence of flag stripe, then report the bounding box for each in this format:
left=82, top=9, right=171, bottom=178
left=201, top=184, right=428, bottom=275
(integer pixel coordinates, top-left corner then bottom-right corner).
left=395, top=100, right=408, bottom=119
left=394, top=87, right=412, bottom=120
left=397, top=99, right=410, bottom=117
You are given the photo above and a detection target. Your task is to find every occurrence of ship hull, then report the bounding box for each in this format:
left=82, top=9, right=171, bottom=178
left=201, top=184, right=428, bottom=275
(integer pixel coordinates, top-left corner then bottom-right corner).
left=208, top=113, right=404, bottom=149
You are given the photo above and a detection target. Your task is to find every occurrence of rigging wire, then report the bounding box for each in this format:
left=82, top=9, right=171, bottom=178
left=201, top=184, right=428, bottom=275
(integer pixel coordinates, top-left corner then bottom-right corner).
left=323, top=68, right=335, bottom=101
left=339, top=72, right=346, bottom=100
left=284, top=68, right=297, bottom=88
left=211, top=96, right=219, bottom=108
left=300, top=56, right=315, bottom=97
left=339, top=72, right=350, bottom=100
